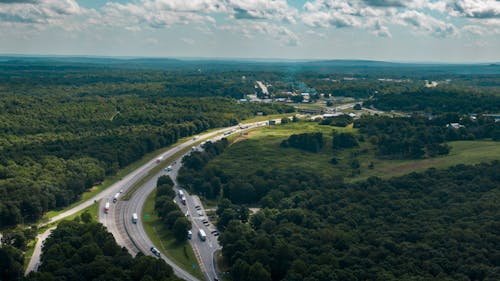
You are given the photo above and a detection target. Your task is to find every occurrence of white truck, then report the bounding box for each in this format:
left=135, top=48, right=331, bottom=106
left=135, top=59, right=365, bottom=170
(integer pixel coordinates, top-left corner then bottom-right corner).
left=198, top=229, right=206, bottom=241
left=113, top=192, right=120, bottom=203
left=132, top=213, right=138, bottom=224
left=104, top=202, right=110, bottom=214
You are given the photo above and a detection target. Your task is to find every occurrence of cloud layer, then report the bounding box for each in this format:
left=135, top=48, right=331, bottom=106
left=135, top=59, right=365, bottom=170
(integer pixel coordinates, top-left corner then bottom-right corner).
left=0, top=0, right=499, bottom=47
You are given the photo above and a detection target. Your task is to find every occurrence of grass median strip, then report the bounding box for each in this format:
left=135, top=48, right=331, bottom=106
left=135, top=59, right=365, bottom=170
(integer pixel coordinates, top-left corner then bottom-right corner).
left=142, top=190, right=204, bottom=280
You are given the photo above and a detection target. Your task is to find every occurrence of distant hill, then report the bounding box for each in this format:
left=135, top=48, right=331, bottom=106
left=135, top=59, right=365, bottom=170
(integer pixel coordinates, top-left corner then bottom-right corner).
left=0, top=56, right=499, bottom=75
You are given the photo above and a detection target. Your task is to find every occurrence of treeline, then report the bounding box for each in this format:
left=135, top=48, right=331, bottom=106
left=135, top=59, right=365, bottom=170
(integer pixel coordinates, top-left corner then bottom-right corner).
left=23, top=216, right=182, bottom=281
left=177, top=139, right=229, bottom=199
left=280, top=132, right=324, bottom=153
left=219, top=161, right=500, bottom=281
left=0, top=93, right=292, bottom=228
left=154, top=176, right=191, bottom=242
left=354, top=115, right=499, bottom=159
left=319, top=114, right=353, bottom=127
left=367, top=89, right=500, bottom=113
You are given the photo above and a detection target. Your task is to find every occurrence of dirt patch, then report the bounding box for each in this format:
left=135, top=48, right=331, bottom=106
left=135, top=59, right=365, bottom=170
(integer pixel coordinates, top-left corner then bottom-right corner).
left=87, top=186, right=99, bottom=193
left=231, top=131, right=255, bottom=145
left=386, top=158, right=439, bottom=174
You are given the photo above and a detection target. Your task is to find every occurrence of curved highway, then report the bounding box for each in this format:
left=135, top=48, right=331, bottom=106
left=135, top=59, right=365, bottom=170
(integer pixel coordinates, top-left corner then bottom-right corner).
left=105, top=120, right=274, bottom=281
left=26, top=119, right=280, bottom=279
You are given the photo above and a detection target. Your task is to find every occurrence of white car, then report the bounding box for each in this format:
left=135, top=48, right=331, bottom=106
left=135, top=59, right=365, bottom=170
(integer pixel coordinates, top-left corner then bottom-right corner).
left=150, top=246, right=161, bottom=257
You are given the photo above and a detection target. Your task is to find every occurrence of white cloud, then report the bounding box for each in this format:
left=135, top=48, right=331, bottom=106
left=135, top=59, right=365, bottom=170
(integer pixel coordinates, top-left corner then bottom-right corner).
left=447, top=0, right=500, bottom=19
left=397, top=10, right=457, bottom=37
left=0, top=0, right=84, bottom=25
left=220, top=21, right=300, bottom=46
left=227, top=0, right=298, bottom=23
left=100, top=1, right=216, bottom=29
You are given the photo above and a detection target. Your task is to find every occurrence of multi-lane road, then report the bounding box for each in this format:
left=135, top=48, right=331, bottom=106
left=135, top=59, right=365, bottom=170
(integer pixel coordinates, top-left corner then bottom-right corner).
left=103, top=121, right=273, bottom=281
left=26, top=119, right=278, bottom=279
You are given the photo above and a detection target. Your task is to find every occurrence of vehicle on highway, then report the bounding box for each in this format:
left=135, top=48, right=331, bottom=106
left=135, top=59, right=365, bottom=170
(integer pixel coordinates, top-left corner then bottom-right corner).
left=132, top=213, right=138, bottom=224
left=187, top=230, right=192, bottom=240
left=181, top=196, right=186, bottom=205
left=150, top=246, right=161, bottom=257
left=119, top=189, right=123, bottom=193
left=155, top=156, right=163, bottom=163
left=165, top=165, right=173, bottom=172
left=178, top=190, right=184, bottom=198
left=112, top=192, right=120, bottom=203
left=193, top=136, right=199, bottom=141
left=198, top=229, right=206, bottom=241
left=191, top=146, right=197, bottom=151
left=104, top=202, right=110, bottom=214
left=197, top=210, right=203, bottom=216
left=194, top=205, right=201, bottom=210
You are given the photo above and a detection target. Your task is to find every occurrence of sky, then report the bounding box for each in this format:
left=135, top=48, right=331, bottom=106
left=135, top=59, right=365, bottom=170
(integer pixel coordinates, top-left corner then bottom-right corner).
left=0, top=0, right=499, bottom=62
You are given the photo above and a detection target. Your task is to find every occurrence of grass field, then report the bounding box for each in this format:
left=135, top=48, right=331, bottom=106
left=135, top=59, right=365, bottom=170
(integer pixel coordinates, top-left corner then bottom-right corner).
left=356, top=140, right=500, bottom=180
left=209, top=121, right=500, bottom=183
left=141, top=190, right=203, bottom=280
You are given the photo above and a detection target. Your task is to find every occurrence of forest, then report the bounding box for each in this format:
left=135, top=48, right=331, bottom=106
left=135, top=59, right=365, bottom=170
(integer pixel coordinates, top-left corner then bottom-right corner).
left=365, top=89, right=500, bottom=113
left=218, top=162, right=500, bottom=281
left=354, top=115, right=499, bottom=159
left=1, top=58, right=499, bottom=281
left=177, top=139, right=230, bottom=199
left=0, top=64, right=294, bottom=228
left=20, top=214, right=182, bottom=281
left=154, top=175, right=191, bottom=243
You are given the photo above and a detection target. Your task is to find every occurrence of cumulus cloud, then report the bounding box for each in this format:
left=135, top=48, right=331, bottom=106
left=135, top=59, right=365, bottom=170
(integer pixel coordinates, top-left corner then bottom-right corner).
left=397, top=10, right=457, bottom=37
left=302, top=0, right=395, bottom=37
left=100, top=1, right=216, bottom=29
left=362, top=0, right=404, bottom=7
left=0, top=0, right=83, bottom=25
left=448, top=0, right=500, bottom=19
left=227, top=0, right=298, bottom=23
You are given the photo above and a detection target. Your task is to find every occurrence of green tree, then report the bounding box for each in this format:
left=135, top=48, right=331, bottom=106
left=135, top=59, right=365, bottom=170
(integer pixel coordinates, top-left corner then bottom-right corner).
left=172, top=217, right=191, bottom=243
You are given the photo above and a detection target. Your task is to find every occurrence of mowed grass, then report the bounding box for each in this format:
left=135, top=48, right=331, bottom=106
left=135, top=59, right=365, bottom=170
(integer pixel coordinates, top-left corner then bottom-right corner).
left=210, top=122, right=500, bottom=182
left=141, top=190, right=203, bottom=280
left=357, top=140, right=500, bottom=180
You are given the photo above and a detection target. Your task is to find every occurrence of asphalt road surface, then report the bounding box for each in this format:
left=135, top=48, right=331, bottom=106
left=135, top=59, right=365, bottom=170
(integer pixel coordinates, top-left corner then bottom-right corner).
left=107, top=120, right=275, bottom=281
left=26, top=119, right=280, bottom=279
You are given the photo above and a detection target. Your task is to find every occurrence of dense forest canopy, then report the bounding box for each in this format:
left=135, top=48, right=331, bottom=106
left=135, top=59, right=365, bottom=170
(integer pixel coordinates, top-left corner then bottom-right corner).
left=23, top=216, right=182, bottom=281
left=365, top=89, right=500, bottom=113
left=218, top=161, right=500, bottom=281
left=0, top=64, right=293, bottom=228
left=1, top=59, right=499, bottom=281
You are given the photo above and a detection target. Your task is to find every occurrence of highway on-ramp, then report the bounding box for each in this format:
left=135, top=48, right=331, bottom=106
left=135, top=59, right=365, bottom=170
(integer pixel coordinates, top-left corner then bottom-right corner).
left=25, top=125, right=240, bottom=277
left=106, top=120, right=276, bottom=281
left=26, top=119, right=281, bottom=280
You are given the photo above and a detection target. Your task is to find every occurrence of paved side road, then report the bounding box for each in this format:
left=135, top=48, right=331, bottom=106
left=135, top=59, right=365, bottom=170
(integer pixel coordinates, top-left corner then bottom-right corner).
left=25, top=227, right=55, bottom=275
left=25, top=126, right=239, bottom=277
left=25, top=119, right=282, bottom=279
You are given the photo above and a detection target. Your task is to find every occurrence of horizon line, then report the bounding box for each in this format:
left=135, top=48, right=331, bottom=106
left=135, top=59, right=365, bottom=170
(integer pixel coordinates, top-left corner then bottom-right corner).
left=0, top=53, right=498, bottom=65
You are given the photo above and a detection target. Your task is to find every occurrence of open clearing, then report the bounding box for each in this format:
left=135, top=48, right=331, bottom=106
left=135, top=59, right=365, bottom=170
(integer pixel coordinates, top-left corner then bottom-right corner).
left=209, top=122, right=499, bottom=182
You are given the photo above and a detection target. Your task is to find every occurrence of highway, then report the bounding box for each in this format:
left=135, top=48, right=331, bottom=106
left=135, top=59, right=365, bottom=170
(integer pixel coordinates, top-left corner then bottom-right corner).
left=25, top=119, right=279, bottom=279
left=25, top=125, right=240, bottom=277
left=100, top=120, right=275, bottom=281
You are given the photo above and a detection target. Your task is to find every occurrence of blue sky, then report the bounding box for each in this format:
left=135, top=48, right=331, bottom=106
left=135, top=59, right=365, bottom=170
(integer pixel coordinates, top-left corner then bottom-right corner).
left=0, top=0, right=499, bottom=62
